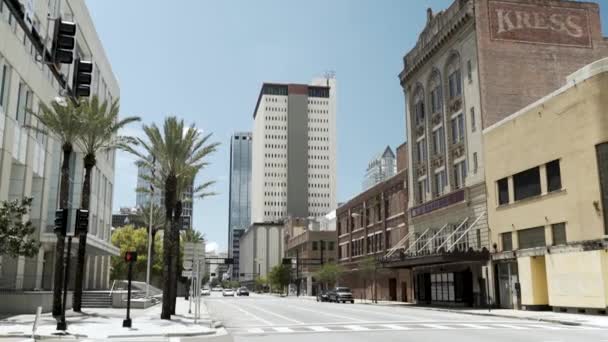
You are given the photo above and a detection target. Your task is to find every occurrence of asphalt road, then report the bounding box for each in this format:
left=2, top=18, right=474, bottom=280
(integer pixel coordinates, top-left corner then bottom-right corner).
left=204, top=292, right=608, bottom=342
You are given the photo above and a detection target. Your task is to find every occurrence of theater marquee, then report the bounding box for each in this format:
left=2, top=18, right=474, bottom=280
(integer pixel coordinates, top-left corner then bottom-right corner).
left=488, top=1, right=592, bottom=48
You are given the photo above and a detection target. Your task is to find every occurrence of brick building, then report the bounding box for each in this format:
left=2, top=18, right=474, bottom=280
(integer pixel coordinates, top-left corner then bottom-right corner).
left=337, top=168, right=409, bottom=302
left=395, top=0, right=608, bottom=307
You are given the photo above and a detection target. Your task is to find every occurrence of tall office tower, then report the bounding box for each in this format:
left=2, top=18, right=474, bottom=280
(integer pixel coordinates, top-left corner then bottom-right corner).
left=362, top=146, right=397, bottom=190
left=251, top=76, right=337, bottom=223
left=0, top=0, right=119, bottom=300
left=136, top=163, right=193, bottom=230
left=227, top=132, right=252, bottom=279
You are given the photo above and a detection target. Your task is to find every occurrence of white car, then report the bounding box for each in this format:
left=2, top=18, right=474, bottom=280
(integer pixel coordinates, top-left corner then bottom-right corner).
left=222, top=288, right=235, bottom=297
left=201, top=288, right=210, bottom=296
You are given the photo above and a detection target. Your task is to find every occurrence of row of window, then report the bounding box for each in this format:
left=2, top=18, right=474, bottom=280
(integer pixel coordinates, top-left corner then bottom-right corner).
left=265, top=96, right=285, bottom=103
left=501, top=223, right=566, bottom=251
left=264, top=201, right=285, bottom=206
left=337, top=193, right=404, bottom=235
left=308, top=99, right=328, bottom=105
left=413, top=63, right=465, bottom=126
left=310, top=183, right=329, bottom=188
left=309, top=118, right=328, bottom=123
left=416, top=160, right=466, bottom=203
left=310, top=193, right=330, bottom=198
left=309, top=155, right=329, bottom=160
left=265, top=106, right=286, bottom=112
left=266, top=115, right=286, bottom=122
left=309, top=136, right=329, bottom=142
left=264, top=162, right=286, bottom=168
left=264, top=172, right=286, bottom=177
left=310, top=146, right=329, bottom=151
left=337, top=231, right=390, bottom=258
left=264, top=182, right=286, bottom=187
left=309, top=202, right=330, bottom=207
left=309, top=174, right=330, bottom=179
left=265, top=134, right=286, bottom=140
left=265, top=125, right=286, bottom=131
left=309, top=109, right=328, bottom=114
left=309, top=126, right=328, bottom=132
left=311, top=241, right=335, bottom=251
left=309, top=164, right=330, bottom=169
left=264, top=153, right=286, bottom=158
left=497, top=160, right=562, bottom=205
left=265, top=144, right=286, bottom=149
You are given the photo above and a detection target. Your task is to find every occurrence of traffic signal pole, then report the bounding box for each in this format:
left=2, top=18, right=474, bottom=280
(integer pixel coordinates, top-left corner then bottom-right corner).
left=56, top=235, right=72, bottom=331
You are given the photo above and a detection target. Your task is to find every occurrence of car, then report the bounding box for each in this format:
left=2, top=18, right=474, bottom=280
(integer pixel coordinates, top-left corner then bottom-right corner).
left=212, top=287, right=223, bottom=292
left=316, top=290, right=330, bottom=302
left=327, top=287, right=354, bottom=303
left=237, top=287, right=249, bottom=296
left=222, top=288, right=235, bottom=296
left=201, top=288, right=210, bottom=296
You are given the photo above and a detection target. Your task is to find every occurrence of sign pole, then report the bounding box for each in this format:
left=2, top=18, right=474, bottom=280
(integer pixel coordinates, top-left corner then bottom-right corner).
left=188, top=258, right=193, bottom=314
left=123, top=251, right=137, bottom=328
left=57, top=235, right=72, bottom=331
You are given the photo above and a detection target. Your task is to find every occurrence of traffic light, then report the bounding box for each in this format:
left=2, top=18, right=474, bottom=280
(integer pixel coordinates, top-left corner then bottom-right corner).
left=124, top=251, right=138, bottom=263
left=75, top=209, right=89, bottom=234
left=240, top=273, right=245, bottom=277
left=54, top=209, right=68, bottom=236
left=51, top=18, right=76, bottom=64
left=72, top=59, right=92, bottom=97
left=282, top=258, right=292, bottom=265
left=224, top=258, right=234, bottom=265
left=211, top=273, right=216, bottom=277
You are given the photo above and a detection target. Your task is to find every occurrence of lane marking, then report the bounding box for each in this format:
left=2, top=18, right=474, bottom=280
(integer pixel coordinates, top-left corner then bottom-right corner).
left=302, top=302, right=425, bottom=321
left=309, top=326, right=331, bottom=332
left=344, top=325, right=369, bottom=331
left=459, top=323, right=492, bottom=329
left=282, top=304, right=367, bottom=322
left=492, top=324, right=530, bottom=330
left=273, top=327, right=294, bottom=333
left=381, top=324, right=410, bottom=330
left=169, top=338, right=180, bottom=342
left=420, top=323, right=452, bottom=329
left=239, top=302, right=304, bottom=324
left=222, top=300, right=273, bottom=326
left=575, top=326, right=601, bottom=330
left=247, top=328, right=265, bottom=334
left=529, top=324, right=563, bottom=330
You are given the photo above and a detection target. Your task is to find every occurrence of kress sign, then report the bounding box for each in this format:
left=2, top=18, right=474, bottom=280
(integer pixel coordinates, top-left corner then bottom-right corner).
left=488, top=1, right=592, bottom=47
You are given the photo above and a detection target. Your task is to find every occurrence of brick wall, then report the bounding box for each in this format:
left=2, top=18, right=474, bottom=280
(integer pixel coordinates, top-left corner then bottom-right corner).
left=396, top=142, right=408, bottom=172
left=475, top=0, right=608, bottom=128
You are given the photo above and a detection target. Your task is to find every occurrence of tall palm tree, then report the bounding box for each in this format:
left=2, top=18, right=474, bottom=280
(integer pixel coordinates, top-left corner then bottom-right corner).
left=125, top=117, right=218, bottom=320
left=72, top=96, right=140, bottom=312
left=33, top=100, right=84, bottom=317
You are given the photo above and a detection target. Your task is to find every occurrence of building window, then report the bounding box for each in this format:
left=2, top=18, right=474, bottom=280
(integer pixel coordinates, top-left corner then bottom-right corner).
left=430, top=86, right=442, bottom=114
left=513, top=167, right=541, bottom=201
left=501, top=232, right=512, bottom=251
left=473, top=152, right=478, bottom=174
left=328, top=241, right=335, bottom=251
left=552, top=223, right=566, bottom=245
left=434, top=170, right=446, bottom=197
left=448, top=69, right=462, bottom=99
left=451, top=114, right=464, bottom=144
left=467, top=60, right=472, bottom=83
left=453, top=160, right=466, bottom=189
left=417, top=179, right=426, bottom=204
left=312, top=241, right=318, bottom=250
left=596, top=143, right=608, bottom=235
left=470, top=107, right=476, bottom=132
left=417, top=139, right=427, bottom=162
left=432, top=127, right=444, bottom=155
left=0, top=64, right=8, bottom=110
left=518, top=226, right=546, bottom=249
left=546, top=160, right=562, bottom=192
left=415, top=100, right=425, bottom=126
left=497, top=178, right=509, bottom=205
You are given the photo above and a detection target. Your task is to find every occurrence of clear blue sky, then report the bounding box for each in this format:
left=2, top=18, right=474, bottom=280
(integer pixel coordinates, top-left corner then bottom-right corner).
left=87, top=0, right=608, bottom=253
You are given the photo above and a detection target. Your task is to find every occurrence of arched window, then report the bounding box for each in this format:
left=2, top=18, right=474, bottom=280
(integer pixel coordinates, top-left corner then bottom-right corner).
left=413, top=85, right=425, bottom=126
left=429, top=70, right=442, bottom=115
left=446, top=53, right=462, bottom=99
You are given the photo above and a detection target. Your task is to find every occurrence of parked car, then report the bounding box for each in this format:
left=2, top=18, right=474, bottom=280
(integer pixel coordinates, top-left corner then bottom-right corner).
left=316, top=290, right=330, bottom=302
left=222, top=288, right=235, bottom=296
left=328, top=287, right=354, bottom=303
left=237, top=287, right=250, bottom=296
left=212, top=287, right=223, bottom=292
left=201, top=288, right=211, bottom=296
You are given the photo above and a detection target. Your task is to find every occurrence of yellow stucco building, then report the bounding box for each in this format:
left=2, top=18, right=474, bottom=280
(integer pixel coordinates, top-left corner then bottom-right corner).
left=483, top=58, right=608, bottom=312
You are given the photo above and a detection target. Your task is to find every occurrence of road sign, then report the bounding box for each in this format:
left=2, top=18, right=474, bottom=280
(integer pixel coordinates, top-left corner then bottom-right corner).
left=183, top=260, right=193, bottom=270
left=182, top=270, right=193, bottom=278
left=184, top=242, right=205, bottom=259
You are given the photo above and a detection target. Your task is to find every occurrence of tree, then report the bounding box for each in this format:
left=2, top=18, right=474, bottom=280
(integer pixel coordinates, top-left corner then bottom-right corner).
left=268, top=264, right=291, bottom=294
left=209, top=277, right=221, bottom=289
left=0, top=198, right=39, bottom=257
left=125, top=117, right=219, bottom=320
left=314, top=263, right=344, bottom=290
left=201, top=274, right=210, bottom=287
left=110, top=225, right=163, bottom=281
left=73, top=96, right=140, bottom=312
left=33, top=99, right=83, bottom=317
left=254, top=276, right=267, bottom=293
left=360, top=256, right=377, bottom=302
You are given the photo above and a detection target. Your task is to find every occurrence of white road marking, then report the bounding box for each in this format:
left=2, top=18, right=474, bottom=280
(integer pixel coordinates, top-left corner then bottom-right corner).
left=575, top=326, right=601, bottom=330
left=273, top=327, right=294, bottom=333
left=459, top=323, right=492, bottom=329
left=239, top=302, right=304, bottom=324
left=308, top=326, right=331, bottom=332
left=222, top=300, right=273, bottom=325
left=492, top=323, right=530, bottom=330
left=344, top=325, right=369, bottom=331
left=169, top=338, right=180, bottom=342
left=420, top=323, right=453, bottom=329
left=381, top=324, right=410, bottom=330
left=529, top=324, right=563, bottom=330
left=283, top=303, right=367, bottom=322
left=247, top=328, right=265, bottom=334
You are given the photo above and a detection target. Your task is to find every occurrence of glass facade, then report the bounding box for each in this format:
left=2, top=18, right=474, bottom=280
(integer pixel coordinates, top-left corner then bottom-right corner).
left=228, top=132, right=252, bottom=279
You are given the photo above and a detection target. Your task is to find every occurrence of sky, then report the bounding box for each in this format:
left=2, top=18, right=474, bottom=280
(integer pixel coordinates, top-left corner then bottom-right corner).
left=86, top=0, right=608, bottom=253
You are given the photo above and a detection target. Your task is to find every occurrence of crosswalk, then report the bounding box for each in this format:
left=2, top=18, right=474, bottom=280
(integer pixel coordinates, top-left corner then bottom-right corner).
left=228, top=322, right=607, bottom=335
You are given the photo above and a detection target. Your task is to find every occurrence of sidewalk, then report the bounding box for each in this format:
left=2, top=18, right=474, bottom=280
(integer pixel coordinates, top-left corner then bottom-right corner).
left=294, top=295, right=608, bottom=327
left=0, top=297, right=227, bottom=340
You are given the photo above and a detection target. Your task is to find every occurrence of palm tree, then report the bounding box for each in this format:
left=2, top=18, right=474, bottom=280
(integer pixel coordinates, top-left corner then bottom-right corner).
left=72, top=96, right=140, bottom=312
left=33, top=100, right=84, bottom=317
left=125, top=117, right=218, bottom=320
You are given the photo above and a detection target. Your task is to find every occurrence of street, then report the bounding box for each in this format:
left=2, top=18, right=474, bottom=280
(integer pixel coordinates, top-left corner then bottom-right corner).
left=204, top=293, right=608, bottom=342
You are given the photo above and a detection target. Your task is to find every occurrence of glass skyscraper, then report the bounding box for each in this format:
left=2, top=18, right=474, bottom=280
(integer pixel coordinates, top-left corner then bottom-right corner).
left=228, top=132, right=252, bottom=279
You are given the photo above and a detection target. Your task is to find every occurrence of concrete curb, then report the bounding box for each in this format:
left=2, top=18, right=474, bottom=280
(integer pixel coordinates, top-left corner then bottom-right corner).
left=107, top=330, right=216, bottom=339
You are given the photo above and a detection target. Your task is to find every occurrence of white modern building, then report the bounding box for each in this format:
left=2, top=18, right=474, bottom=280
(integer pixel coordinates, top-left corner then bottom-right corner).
left=238, top=221, right=285, bottom=286
left=362, top=146, right=397, bottom=190
left=251, top=76, right=337, bottom=223
left=0, top=0, right=119, bottom=312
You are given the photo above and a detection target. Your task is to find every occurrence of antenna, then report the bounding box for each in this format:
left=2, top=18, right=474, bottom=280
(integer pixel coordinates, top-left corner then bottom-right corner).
left=324, top=70, right=336, bottom=86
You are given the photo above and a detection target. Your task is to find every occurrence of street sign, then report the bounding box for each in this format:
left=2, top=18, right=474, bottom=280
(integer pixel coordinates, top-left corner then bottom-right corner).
left=183, top=260, right=193, bottom=270
left=184, top=242, right=205, bottom=258
left=182, top=270, right=193, bottom=278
